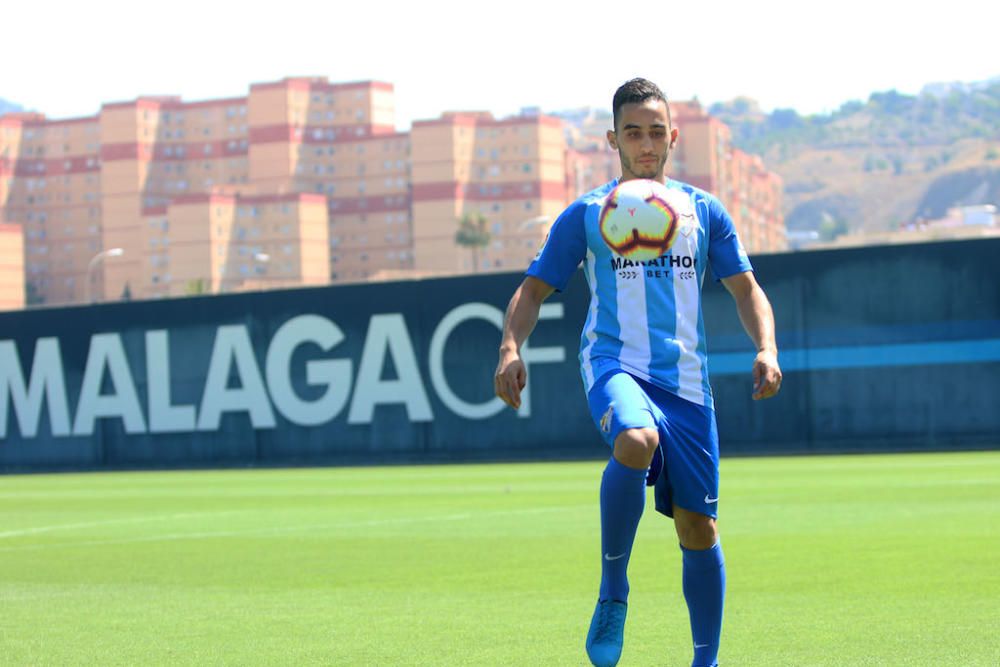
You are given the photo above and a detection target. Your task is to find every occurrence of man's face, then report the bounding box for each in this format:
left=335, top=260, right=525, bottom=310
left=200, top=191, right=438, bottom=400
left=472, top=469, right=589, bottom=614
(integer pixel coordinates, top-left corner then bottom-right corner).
left=607, top=99, right=679, bottom=182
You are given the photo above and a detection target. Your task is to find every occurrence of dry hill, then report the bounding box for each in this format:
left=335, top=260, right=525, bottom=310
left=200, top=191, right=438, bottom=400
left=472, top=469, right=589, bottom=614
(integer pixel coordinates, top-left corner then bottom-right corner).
left=709, top=80, right=1000, bottom=239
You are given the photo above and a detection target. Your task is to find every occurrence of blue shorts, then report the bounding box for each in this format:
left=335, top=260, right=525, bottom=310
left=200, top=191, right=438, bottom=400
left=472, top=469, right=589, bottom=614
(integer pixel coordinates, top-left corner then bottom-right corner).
left=587, top=370, right=721, bottom=519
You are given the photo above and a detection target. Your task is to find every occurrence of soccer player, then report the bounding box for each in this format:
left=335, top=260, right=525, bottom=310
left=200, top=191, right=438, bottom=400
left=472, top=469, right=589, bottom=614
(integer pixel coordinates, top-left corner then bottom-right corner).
left=493, top=78, right=782, bottom=667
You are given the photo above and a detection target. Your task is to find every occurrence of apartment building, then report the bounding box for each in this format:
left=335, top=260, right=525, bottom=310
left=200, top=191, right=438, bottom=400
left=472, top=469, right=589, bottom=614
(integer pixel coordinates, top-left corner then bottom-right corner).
left=0, top=119, right=26, bottom=309
left=0, top=222, right=24, bottom=310
left=410, top=111, right=567, bottom=273
left=0, top=112, right=103, bottom=304
left=245, top=79, right=411, bottom=283
left=727, top=148, right=784, bottom=253
left=670, top=101, right=785, bottom=253
left=0, top=77, right=410, bottom=306
left=142, top=191, right=329, bottom=298
left=565, top=144, right=619, bottom=201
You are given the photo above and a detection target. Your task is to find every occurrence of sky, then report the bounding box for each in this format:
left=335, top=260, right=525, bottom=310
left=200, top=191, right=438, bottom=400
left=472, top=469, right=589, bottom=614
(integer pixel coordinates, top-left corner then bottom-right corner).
left=3, top=0, right=997, bottom=131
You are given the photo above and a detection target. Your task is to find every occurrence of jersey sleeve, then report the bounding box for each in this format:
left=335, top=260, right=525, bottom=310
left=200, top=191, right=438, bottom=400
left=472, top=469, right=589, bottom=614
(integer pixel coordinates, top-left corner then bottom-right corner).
left=525, top=200, right=588, bottom=291
left=706, top=195, right=753, bottom=280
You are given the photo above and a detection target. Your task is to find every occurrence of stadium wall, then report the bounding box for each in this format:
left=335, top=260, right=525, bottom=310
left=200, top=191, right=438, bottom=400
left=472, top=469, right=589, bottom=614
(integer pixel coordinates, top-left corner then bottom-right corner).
left=2, top=238, right=998, bottom=472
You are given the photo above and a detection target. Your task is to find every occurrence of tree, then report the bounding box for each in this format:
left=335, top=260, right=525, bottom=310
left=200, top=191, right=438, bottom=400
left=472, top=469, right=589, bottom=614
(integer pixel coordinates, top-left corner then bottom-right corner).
left=818, top=213, right=849, bottom=241
left=121, top=282, right=132, bottom=301
left=768, top=108, right=804, bottom=131
left=185, top=278, right=209, bottom=295
left=455, top=212, right=491, bottom=273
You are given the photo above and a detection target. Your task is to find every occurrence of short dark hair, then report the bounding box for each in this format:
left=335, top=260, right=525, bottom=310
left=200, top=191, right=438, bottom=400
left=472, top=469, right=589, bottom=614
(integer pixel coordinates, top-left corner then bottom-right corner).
left=612, top=78, right=671, bottom=131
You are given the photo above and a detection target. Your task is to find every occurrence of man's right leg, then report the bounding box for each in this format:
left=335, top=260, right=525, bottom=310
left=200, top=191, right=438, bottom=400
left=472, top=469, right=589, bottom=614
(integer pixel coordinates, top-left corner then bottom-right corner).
left=587, top=427, right=658, bottom=667
left=586, top=372, right=661, bottom=667
left=600, top=427, right=659, bottom=601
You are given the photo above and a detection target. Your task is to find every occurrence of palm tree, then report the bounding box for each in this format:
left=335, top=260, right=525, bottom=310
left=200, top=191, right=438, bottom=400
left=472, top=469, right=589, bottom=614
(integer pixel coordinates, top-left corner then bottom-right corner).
left=455, top=212, right=491, bottom=273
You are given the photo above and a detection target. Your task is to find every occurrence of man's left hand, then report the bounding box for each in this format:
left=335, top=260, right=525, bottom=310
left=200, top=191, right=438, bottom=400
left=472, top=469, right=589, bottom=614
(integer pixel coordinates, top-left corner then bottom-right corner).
left=751, top=350, right=782, bottom=400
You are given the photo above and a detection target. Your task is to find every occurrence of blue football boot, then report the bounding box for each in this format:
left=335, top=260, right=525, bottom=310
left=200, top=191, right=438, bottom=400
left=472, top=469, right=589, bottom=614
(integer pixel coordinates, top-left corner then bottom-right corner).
left=585, top=599, right=627, bottom=666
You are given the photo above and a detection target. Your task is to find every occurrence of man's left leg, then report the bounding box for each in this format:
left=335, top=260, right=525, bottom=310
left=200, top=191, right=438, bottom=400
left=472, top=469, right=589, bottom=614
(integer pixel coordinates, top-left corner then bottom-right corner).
left=674, top=506, right=725, bottom=667
left=648, top=384, right=725, bottom=667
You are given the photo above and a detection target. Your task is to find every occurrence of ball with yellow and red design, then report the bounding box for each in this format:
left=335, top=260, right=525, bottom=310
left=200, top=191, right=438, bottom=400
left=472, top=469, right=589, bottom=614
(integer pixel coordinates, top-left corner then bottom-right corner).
left=599, top=179, right=680, bottom=262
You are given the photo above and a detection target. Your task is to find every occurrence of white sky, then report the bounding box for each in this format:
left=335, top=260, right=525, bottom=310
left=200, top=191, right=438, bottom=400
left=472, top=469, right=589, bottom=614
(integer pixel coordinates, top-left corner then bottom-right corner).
left=3, top=0, right=997, bottom=130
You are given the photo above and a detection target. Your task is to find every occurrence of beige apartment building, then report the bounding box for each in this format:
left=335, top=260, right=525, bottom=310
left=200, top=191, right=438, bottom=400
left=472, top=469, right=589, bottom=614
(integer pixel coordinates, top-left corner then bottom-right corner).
left=0, top=222, right=24, bottom=310
left=670, top=101, right=784, bottom=254
left=1, top=77, right=410, bottom=306
left=143, top=191, right=330, bottom=298
left=1, top=112, right=104, bottom=305
left=0, top=78, right=785, bottom=308
left=410, top=111, right=568, bottom=273
left=0, top=123, right=25, bottom=309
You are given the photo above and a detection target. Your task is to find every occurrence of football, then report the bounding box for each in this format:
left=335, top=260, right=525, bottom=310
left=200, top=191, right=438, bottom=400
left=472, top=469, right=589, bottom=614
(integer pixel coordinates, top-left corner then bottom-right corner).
left=599, top=179, right=679, bottom=261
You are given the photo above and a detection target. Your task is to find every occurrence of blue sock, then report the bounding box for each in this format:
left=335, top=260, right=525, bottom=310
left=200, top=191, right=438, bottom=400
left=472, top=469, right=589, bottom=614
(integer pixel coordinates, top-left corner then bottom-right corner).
left=681, top=542, right=726, bottom=667
left=598, top=456, right=647, bottom=602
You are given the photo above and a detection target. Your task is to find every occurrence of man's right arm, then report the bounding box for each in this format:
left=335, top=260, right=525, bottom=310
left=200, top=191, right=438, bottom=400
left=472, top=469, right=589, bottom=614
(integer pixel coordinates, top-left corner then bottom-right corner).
left=494, top=276, right=556, bottom=410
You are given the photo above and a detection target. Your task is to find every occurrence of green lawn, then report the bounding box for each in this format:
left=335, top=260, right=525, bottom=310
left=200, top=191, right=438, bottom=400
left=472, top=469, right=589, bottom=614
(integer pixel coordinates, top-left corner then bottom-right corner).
left=1, top=452, right=997, bottom=666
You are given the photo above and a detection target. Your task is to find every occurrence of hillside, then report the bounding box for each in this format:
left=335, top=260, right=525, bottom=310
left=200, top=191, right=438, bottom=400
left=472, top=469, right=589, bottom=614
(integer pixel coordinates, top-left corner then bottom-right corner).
left=709, top=79, right=1000, bottom=236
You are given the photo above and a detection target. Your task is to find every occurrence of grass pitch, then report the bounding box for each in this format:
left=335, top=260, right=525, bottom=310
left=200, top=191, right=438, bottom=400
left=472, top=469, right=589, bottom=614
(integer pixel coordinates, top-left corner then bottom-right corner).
left=1, top=451, right=997, bottom=666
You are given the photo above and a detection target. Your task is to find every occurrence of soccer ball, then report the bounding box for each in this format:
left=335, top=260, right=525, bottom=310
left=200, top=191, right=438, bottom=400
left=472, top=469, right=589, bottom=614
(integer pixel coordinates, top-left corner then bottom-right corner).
left=599, top=179, right=679, bottom=261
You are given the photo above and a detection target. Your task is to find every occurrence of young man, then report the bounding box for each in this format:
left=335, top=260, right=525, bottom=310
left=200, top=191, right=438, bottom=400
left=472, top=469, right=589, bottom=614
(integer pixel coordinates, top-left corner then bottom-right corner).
left=493, top=78, right=782, bottom=667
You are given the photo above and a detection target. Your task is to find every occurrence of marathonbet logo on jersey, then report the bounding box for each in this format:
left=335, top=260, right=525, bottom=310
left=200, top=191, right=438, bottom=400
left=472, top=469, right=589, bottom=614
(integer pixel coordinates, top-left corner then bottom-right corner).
left=610, top=252, right=697, bottom=281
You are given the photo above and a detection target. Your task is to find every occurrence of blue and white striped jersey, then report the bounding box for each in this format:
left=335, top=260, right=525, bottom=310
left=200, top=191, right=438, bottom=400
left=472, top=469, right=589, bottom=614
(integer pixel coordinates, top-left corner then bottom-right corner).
left=526, top=179, right=752, bottom=408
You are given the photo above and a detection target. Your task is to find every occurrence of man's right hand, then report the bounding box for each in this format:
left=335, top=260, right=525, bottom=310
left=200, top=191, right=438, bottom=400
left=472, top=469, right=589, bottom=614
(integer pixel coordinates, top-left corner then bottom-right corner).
left=494, top=348, right=527, bottom=410
left=493, top=276, right=554, bottom=411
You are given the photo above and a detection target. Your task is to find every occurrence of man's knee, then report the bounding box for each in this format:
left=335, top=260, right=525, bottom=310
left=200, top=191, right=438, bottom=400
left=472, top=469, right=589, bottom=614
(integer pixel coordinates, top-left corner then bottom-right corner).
left=613, top=427, right=659, bottom=470
left=673, top=505, right=718, bottom=550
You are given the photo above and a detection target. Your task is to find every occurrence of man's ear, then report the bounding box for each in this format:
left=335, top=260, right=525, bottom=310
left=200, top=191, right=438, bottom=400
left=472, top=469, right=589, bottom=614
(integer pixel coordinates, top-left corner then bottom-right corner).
left=606, top=129, right=618, bottom=150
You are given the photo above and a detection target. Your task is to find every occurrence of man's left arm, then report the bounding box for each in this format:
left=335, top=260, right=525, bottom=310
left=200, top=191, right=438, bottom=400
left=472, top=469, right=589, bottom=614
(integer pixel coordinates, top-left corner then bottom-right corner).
left=720, top=271, right=782, bottom=400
